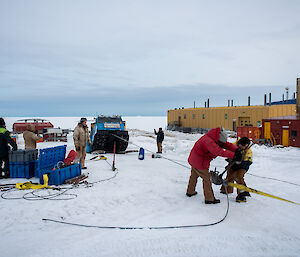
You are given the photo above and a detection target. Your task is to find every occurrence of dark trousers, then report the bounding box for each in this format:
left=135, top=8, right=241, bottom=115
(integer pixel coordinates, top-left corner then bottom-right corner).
left=0, top=157, right=9, bottom=177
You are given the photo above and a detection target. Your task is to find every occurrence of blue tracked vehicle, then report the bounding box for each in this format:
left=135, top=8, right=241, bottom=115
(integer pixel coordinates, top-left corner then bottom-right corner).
left=86, top=115, right=129, bottom=153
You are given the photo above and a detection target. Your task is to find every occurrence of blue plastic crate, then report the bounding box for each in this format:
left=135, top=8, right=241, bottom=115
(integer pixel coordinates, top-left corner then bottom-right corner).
left=40, top=164, right=81, bottom=185
left=35, top=145, right=67, bottom=177
left=9, top=161, right=37, bottom=179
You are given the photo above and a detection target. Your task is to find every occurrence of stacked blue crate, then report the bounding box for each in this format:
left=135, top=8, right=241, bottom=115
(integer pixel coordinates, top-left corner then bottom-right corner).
left=9, top=161, right=36, bottom=179
left=9, top=149, right=38, bottom=178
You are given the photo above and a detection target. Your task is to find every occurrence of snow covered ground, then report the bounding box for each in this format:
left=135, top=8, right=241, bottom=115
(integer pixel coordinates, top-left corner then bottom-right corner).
left=1, top=116, right=300, bottom=257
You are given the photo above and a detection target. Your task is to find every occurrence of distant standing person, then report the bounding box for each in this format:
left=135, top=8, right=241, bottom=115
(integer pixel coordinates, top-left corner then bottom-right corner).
left=154, top=128, right=164, bottom=153
left=73, top=118, right=91, bottom=169
left=23, top=124, right=40, bottom=149
left=0, top=118, right=17, bottom=178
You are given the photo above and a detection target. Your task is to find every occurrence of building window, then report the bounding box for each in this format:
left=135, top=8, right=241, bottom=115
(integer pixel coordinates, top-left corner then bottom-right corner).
left=193, top=114, right=196, bottom=119
left=291, top=130, right=297, bottom=137
left=225, top=114, right=228, bottom=119
left=202, top=114, right=205, bottom=119
left=184, top=114, right=186, bottom=119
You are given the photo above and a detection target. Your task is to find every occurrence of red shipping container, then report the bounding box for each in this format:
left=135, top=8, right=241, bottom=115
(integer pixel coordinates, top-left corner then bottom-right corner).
left=237, top=126, right=262, bottom=144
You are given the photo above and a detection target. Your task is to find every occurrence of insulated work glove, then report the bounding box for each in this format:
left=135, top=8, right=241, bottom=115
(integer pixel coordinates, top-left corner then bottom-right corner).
left=233, top=148, right=243, bottom=164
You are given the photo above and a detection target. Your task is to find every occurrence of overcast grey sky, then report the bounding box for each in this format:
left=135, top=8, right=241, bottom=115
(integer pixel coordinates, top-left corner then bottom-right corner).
left=1, top=0, right=300, bottom=116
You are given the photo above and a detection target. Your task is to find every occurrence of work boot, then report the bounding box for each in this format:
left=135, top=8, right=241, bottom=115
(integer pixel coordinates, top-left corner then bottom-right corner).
left=236, top=193, right=247, bottom=202
left=82, top=167, right=87, bottom=170
left=186, top=191, right=198, bottom=197
left=205, top=198, right=221, bottom=204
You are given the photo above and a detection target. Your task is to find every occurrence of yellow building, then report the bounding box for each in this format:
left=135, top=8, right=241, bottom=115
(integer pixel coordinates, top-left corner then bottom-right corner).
left=167, top=104, right=296, bottom=131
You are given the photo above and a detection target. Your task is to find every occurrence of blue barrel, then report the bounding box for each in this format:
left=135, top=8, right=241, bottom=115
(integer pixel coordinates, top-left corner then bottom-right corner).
left=138, top=148, right=144, bottom=160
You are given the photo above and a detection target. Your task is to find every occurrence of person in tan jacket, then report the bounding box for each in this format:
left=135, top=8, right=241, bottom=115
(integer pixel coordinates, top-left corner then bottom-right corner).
left=23, top=124, right=40, bottom=149
left=73, top=118, right=91, bottom=169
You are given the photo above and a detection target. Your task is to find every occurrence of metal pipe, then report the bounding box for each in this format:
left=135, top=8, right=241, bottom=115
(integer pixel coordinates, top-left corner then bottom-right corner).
left=264, top=94, right=267, bottom=106
left=207, top=98, right=209, bottom=108
left=231, top=100, right=233, bottom=107
left=269, top=93, right=272, bottom=105
left=248, top=96, right=250, bottom=106
left=228, top=100, right=230, bottom=107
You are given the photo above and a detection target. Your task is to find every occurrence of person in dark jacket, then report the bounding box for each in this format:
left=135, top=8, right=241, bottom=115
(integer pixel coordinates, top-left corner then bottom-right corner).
left=186, top=127, right=241, bottom=204
left=0, top=118, right=17, bottom=178
left=154, top=128, right=164, bottom=153
left=220, top=137, right=253, bottom=202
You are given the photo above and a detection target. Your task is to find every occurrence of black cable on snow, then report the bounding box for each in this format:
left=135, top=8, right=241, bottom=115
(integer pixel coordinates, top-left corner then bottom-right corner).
left=23, top=188, right=78, bottom=201
left=1, top=188, right=22, bottom=200
left=42, top=186, right=230, bottom=230
left=87, top=171, right=119, bottom=185
left=1, top=187, right=78, bottom=201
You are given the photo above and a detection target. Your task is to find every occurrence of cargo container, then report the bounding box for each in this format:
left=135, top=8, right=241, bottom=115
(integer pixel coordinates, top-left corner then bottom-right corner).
left=262, top=116, right=300, bottom=147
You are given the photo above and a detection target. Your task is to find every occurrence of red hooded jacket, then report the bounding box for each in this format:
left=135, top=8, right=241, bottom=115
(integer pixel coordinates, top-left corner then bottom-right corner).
left=188, top=127, right=238, bottom=170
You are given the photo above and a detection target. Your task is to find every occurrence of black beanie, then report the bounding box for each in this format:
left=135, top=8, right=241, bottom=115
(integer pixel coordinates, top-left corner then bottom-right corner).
left=80, top=117, right=87, bottom=123
left=238, top=137, right=250, bottom=146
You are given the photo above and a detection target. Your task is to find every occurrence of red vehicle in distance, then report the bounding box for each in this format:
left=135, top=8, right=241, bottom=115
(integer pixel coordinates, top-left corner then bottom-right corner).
left=13, top=118, right=54, bottom=134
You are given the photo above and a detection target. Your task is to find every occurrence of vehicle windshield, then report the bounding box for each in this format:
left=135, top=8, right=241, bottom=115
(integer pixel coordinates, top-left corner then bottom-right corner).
left=98, top=117, right=122, bottom=123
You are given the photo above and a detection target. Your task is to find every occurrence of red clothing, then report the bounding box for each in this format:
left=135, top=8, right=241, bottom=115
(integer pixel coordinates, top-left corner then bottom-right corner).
left=63, top=150, right=78, bottom=165
left=188, top=127, right=238, bottom=170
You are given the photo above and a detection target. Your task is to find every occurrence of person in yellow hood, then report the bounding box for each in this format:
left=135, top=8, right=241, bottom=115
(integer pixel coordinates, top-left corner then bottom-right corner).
left=220, top=137, right=253, bottom=202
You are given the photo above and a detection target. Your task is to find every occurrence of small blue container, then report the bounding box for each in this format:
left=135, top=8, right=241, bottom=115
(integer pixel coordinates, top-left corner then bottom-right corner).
left=138, top=148, right=144, bottom=160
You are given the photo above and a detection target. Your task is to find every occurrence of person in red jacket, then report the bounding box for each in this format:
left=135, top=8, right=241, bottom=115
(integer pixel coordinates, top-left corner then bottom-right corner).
left=186, top=127, right=239, bottom=204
